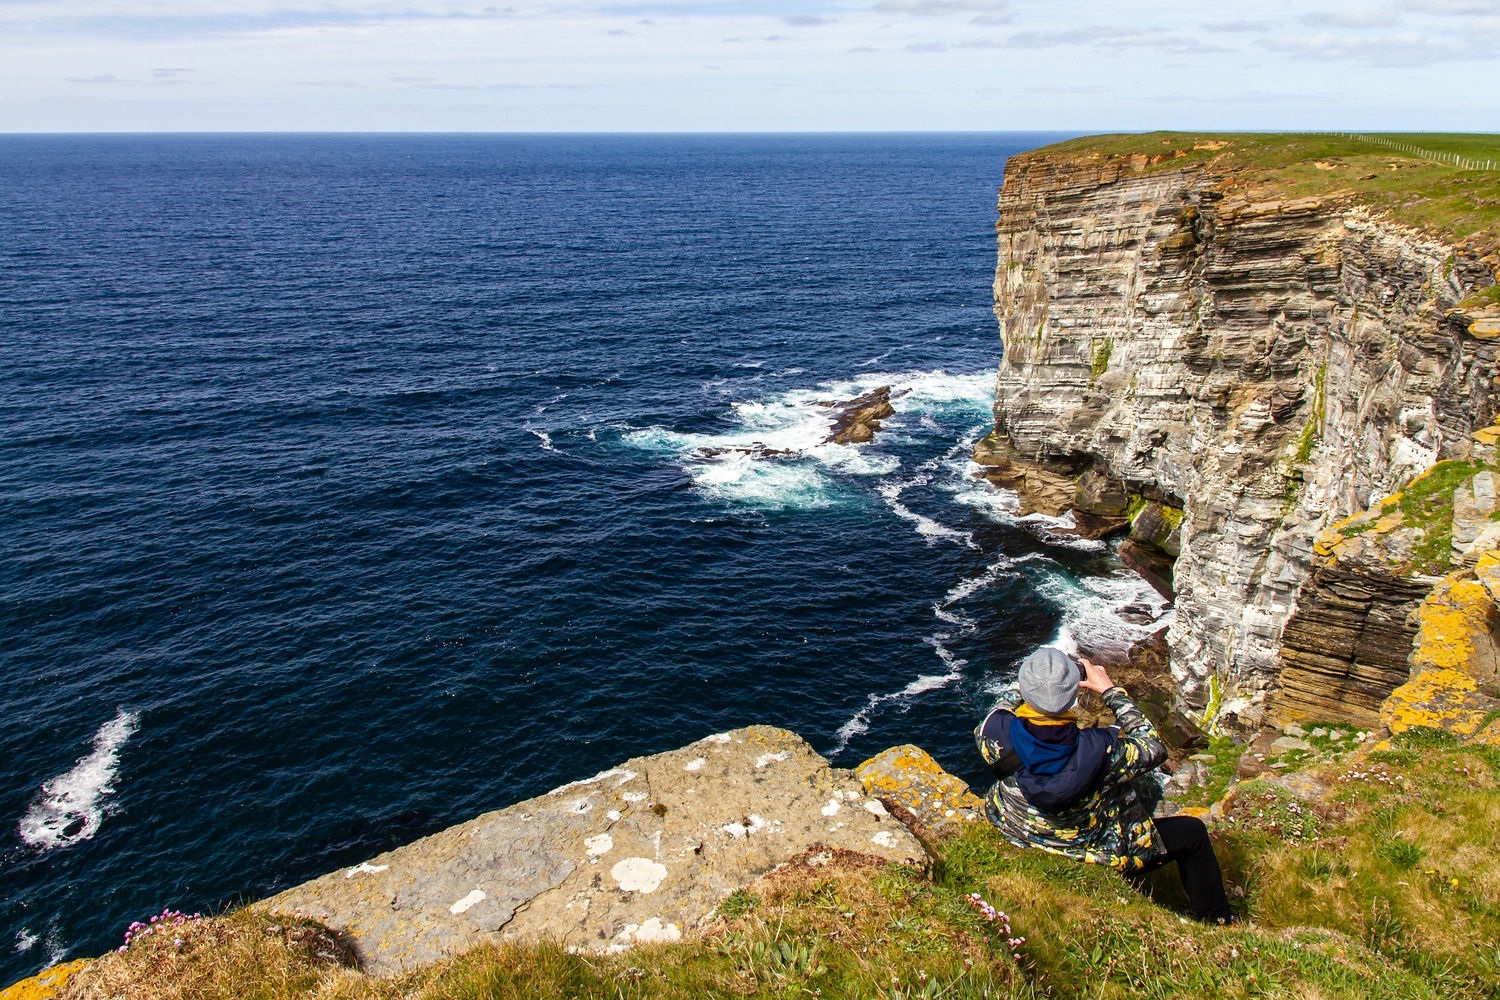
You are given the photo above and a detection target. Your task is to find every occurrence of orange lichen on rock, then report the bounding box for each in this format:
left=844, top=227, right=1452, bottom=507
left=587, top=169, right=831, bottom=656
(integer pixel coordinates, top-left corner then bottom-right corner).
left=1408, top=573, right=1498, bottom=676
left=1381, top=554, right=1500, bottom=744
left=856, top=744, right=983, bottom=835
left=0, top=960, right=91, bottom=1000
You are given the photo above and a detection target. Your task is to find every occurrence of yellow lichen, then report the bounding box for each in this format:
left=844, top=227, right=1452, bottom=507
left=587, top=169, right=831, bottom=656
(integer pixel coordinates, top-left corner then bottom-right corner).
left=0, top=960, right=91, bottom=1000
left=1408, top=574, right=1496, bottom=676
left=1382, top=557, right=1500, bottom=745
left=856, top=745, right=983, bottom=828
left=1383, top=668, right=1498, bottom=743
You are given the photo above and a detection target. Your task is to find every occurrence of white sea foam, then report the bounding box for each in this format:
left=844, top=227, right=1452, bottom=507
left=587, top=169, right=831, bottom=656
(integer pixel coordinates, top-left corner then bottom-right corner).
left=1019, top=568, right=1172, bottom=679
left=15, top=928, right=37, bottom=954
left=19, top=709, right=139, bottom=851
left=831, top=551, right=1028, bottom=753
left=622, top=368, right=991, bottom=510
left=876, top=479, right=976, bottom=548
left=527, top=427, right=557, bottom=452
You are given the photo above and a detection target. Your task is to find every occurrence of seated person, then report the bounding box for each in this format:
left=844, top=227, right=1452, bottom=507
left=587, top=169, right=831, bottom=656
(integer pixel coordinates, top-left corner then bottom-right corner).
left=975, top=646, right=1233, bottom=924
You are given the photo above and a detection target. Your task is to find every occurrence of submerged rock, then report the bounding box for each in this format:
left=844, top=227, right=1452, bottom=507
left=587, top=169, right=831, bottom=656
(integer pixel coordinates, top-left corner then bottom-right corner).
left=258, top=726, right=924, bottom=975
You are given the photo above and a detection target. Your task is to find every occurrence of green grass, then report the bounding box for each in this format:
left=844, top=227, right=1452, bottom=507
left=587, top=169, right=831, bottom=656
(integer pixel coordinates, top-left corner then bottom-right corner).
left=1174, top=735, right=1242, bottom=809
left=1328, top=460, right=1497, bottom=574
left=1396, top=460, right=1490, bottom=574
left=59, top=733, right=1500, bottom=1000
left=1022, top=132, right=1500, bottom=244
left=1091, top=338, right=1113, bottom=379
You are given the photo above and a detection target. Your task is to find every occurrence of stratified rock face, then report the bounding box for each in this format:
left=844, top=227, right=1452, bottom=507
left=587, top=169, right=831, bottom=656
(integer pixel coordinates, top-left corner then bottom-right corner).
left=258, top=727, right=923, bottom=975
left=1272, top=559, right=1435, bottom=729
left=989, top=151, right=1500, bottom=728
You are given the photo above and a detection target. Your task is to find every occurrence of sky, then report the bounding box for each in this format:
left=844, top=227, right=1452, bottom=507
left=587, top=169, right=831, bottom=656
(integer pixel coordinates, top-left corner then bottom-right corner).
left=1, top=0, right=1498, bottom=132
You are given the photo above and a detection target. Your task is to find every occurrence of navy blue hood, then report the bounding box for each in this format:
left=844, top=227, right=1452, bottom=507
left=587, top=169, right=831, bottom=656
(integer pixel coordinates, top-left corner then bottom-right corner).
left=980, top=710, right=1119, bottom=811
left=1016, top=727, right=1117, bottom=811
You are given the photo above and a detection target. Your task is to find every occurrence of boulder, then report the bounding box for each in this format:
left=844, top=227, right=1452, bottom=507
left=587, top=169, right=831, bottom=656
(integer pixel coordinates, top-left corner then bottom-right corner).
left=855, top=745, right=982, bottom=836
left=258, top=727, right=924, bottom=974
left=1451, top=471, right=1499, bottom=563
left=1129, top=501, right=1182, bottom=559
left=1118, top=539, right=1174, bottom=600
left=1058, top=510, right=1130, bottom=541
left=823, top=387, right=899, bottom=445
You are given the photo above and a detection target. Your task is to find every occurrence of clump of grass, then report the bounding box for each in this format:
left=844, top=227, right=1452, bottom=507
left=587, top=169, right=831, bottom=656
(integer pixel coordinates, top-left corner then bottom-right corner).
left=64, top=910, right=355, bottom=1000
left=1091, top=338, right=1113, bottom=379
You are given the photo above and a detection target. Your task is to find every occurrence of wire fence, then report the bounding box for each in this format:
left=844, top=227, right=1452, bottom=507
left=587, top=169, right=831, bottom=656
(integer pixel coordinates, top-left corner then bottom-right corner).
left=1330, top=132, right=1495, bottom=171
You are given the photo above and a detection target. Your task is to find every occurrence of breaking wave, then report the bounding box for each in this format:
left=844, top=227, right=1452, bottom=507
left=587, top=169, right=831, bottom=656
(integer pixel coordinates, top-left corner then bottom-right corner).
left=19, top=710, right=139, bottom=851
left=622, top=368, right=994, bottom=510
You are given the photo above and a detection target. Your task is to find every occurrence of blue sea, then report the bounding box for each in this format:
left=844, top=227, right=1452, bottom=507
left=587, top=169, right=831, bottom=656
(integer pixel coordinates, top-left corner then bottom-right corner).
left=0, top=133, right=1168, bottom=982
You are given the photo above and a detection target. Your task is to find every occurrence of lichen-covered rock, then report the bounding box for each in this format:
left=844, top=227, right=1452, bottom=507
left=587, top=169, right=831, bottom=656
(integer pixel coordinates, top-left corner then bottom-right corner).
left=1381, top=553, right=1500, bottom=744
left=855, top=745, right=982, bottom=835
left=986, top=148, right=1500, bottom=731
left=0, top=959, right=90, bottom=1000
left=258, top=727, right=924, bottom=975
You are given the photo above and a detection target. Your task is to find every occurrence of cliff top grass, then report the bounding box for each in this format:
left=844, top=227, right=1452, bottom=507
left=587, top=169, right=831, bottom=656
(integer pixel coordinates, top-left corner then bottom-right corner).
left=1327, top=459, right=1500, bottom=576
left=1024, top=132, right=1500, bottom=248
left=38, top=729, right=1500, bottom=1000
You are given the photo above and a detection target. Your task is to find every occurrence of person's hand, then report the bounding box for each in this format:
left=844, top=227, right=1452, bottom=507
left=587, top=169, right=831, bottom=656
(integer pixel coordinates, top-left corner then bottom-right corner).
left=1077, top=655, right=1115, bottom=695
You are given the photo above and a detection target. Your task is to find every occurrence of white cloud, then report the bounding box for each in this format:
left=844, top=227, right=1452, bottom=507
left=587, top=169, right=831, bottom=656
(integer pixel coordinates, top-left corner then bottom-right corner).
left=1262, top=28, right=1495, bottom=64
left=1301, top=7, right=1400, bottom=27
left=874, top=0, right=1007, bottom=14
left=1402, top=0, right=1500, bottom=12
left=0, top=0, right=1496, bottom=130
left=1202, top=20, right=1269, bottom=32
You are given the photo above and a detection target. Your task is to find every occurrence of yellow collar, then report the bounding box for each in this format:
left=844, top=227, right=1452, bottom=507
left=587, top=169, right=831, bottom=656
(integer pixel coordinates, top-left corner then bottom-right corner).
left=1015, top=703, right=1077, bottom=725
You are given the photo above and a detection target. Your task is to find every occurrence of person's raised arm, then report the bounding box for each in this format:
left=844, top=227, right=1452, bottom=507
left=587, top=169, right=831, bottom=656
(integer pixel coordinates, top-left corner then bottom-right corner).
left=1078, top=655, right=1167, bottom=785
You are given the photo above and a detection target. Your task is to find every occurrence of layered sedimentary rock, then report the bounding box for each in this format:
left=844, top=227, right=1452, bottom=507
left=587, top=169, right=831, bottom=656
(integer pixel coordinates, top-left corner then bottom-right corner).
left=986, top=148, right=1500, bottom=729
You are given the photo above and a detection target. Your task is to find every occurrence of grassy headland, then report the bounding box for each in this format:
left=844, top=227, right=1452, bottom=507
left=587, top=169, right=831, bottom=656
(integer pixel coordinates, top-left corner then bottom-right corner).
left=1025, top=132, right=1500, bottom=249
left=46, top=728, right=1500, bottom=1000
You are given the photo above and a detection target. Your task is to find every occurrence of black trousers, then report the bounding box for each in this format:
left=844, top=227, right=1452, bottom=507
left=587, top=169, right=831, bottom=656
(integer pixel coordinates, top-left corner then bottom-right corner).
left=1134, top=815, right=1234, bottom=923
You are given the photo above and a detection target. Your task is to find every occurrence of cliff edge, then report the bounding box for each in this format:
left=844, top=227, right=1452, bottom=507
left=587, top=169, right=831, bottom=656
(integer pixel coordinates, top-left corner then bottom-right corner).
left=981, top=132, right=1500, bottom=732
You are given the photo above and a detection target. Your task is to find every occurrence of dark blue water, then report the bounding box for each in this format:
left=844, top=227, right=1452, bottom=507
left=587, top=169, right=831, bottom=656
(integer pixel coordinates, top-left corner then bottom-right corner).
left=0, top=133, right=1166, bottom=982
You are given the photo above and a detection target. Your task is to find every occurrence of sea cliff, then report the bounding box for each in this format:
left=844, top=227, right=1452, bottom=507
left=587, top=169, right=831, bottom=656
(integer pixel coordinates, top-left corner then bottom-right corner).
left=978, top=133, right=1500, bottom=733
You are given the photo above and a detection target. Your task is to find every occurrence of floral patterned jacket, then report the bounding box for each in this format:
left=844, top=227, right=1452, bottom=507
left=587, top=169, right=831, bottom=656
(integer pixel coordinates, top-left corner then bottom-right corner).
left=975, top=685, right=1167, bottom=872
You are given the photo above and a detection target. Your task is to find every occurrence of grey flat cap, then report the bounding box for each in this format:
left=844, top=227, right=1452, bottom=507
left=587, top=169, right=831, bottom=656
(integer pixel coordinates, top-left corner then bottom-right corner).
left=1018, top=647, right=1080, bottom=716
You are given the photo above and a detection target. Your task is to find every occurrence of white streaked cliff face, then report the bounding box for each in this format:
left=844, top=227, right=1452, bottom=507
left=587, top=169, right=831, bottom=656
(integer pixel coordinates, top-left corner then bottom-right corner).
left=989, top=151, right=1499, bottom=730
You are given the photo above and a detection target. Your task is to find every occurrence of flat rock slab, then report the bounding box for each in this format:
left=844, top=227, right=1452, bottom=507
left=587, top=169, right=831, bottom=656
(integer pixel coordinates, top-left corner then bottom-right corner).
left=258, top=726, right=924, bottom=975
